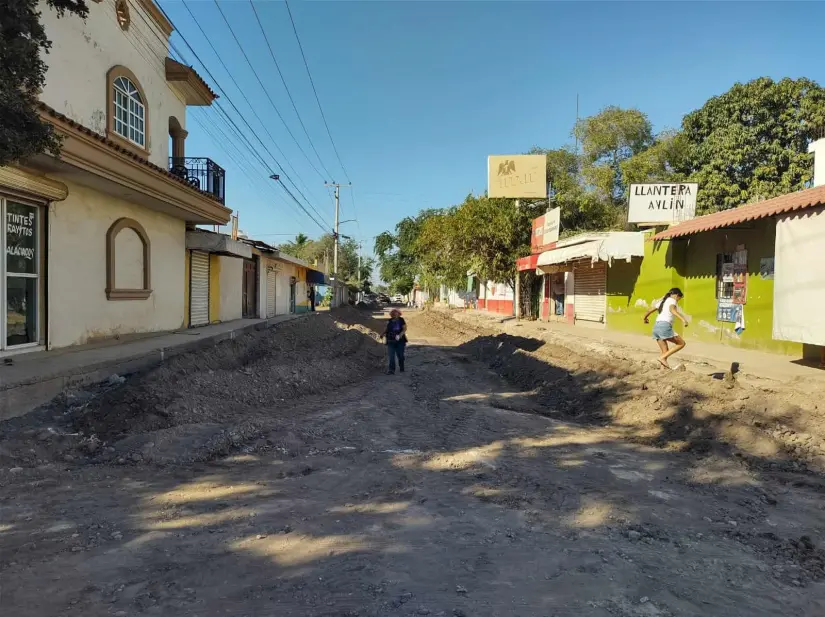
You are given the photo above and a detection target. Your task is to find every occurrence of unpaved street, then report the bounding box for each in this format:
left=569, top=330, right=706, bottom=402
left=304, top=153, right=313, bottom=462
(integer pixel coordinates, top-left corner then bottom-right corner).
left=2, top=309, right=825, bottom=616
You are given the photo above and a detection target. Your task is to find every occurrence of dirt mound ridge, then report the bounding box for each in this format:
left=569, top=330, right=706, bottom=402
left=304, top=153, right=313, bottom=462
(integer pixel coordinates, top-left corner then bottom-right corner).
left=0, top=314, right=385, bottom=468
left=417, top=310, right=825, bottom=473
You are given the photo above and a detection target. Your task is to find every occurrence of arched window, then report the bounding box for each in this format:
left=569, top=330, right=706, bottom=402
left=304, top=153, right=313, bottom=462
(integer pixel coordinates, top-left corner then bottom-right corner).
left=112, top=76, right=145, bottom=147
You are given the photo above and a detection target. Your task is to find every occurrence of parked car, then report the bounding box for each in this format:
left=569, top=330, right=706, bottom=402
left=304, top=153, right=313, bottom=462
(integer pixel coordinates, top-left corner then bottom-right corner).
left=391, top=295, right=403, bottom=303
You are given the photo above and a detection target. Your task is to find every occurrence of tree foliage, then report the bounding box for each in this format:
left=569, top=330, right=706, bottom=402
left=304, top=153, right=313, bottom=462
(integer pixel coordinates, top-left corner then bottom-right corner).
left=374, top=210, right=440, bottom=295
left=574, top=106, right=653, bottom=200
left=375, top=76, right=824, bottom=298
left=1, top=0, right=88, bottom=166
left=676, top=77, right=825, bottom=212
left=278, top=233, right=364, bottom=286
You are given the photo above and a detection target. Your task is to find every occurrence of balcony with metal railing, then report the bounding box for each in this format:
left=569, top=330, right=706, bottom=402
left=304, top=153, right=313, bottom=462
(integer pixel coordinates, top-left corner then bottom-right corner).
left=169, top=157, right=226, bottom=204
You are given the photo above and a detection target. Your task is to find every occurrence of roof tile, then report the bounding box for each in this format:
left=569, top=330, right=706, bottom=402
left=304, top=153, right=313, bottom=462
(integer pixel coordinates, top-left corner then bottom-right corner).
left=652, top=185, right=825, bottom=240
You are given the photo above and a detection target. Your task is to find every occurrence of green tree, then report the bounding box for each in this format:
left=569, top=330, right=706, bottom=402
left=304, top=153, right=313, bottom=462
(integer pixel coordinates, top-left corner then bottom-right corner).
left=620, top=129, right=689, bottom=186
left=677, top=77, right=825, bottom=212
left=573, top=106, right=653, bottom=200
left=1, top=0, right=89, bottom=166
left=530, top=147, right=618, bottom=232
left=278, top=233, right=360, bottom=282
left=416, top=195, right=538, bottom=294
left=374, top=210, right=440, bottom=295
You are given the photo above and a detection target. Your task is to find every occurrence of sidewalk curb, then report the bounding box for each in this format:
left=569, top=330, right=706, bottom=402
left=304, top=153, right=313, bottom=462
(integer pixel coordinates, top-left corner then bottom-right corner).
left=0, top=314, right=311, bottom=421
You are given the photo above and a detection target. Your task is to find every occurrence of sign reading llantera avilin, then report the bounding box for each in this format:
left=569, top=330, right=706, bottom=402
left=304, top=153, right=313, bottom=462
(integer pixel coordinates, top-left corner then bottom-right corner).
left=628, top=183, right=698, bottom=224
left=488, top=155, right=547, bottom=199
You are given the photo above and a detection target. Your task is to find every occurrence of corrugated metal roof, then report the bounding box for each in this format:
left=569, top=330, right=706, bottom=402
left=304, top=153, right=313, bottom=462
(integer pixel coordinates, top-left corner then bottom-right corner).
left=652, top=185, right=825, bottom=240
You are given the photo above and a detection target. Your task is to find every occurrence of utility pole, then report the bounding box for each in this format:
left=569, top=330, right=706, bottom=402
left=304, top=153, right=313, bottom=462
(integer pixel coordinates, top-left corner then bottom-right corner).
left=514, top=199, right=521, bottom=320
left=324, top=182, right=351, bottom=283
left=357, top=241, right=362, bottom=302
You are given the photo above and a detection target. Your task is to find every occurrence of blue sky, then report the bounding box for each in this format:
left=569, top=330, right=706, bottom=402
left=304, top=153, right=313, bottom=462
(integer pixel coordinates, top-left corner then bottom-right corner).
left=160, top=0, right=825, bottom=254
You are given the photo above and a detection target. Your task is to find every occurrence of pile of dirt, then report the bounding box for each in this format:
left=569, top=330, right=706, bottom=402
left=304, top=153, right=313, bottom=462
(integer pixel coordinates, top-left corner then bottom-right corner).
left=415, top=310, right=825, bottom=473
left=0, top=314, right=385, bottom=468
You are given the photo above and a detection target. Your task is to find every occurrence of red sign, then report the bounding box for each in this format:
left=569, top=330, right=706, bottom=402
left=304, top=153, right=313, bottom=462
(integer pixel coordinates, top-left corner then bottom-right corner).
left=516, top=254, right=539, bottom=271
left=531, top=208, right=560, bottom=253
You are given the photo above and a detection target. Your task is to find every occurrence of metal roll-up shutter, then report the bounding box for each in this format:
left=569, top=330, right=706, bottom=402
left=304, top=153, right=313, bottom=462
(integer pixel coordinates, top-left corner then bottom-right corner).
left=266, top=267, right=277, bottom=318
left=573, top=259, right=606, bottom=323
left=190, top=251, right=210, bottom=327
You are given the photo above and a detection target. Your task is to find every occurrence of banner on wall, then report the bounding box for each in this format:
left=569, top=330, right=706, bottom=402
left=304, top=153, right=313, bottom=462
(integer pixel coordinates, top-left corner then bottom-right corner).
left=732, top=247, right=748, bottom=305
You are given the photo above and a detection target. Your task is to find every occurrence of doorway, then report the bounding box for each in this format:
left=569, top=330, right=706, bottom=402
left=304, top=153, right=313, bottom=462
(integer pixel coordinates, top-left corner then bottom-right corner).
left=242, top=258, right=257, bottom=318
left=2, top=198, right=43, bottom=352
left=289, top=276, right=297, bottom=314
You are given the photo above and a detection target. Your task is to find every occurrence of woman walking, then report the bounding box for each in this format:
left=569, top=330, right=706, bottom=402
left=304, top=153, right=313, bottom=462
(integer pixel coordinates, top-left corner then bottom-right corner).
left=644, top=288, right=688, bottom=369
left=384, top=309, right=408, bottom=374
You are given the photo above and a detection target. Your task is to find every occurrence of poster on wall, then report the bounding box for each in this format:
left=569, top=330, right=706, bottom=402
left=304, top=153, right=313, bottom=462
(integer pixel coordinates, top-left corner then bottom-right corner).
left=732, top=247, right=748, bottom=305
left=717, top=300, right=737, bottom=322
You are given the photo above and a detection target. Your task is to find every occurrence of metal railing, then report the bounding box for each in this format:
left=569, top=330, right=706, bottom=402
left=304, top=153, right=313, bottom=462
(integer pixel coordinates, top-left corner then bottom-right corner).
left=169, top=157, right=226, bottom=204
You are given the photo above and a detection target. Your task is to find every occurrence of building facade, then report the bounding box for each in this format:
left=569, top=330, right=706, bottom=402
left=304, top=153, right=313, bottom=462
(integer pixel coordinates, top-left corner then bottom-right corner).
left=1, top=0, right=230, bottom=355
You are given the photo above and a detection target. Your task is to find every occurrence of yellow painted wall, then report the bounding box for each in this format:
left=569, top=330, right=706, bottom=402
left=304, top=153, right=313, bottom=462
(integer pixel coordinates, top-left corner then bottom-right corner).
left=209, top=254, right=221, bottom=324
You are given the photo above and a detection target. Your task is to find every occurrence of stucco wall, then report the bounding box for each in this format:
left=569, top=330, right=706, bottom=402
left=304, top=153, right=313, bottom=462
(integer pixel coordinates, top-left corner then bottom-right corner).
left=218, top=256, right=242, bottom=322
left=48, top=177, right=185, bottom=348
left=275, top=262, right=297, bottom=315
left=39, top=0, right=186, bottom=168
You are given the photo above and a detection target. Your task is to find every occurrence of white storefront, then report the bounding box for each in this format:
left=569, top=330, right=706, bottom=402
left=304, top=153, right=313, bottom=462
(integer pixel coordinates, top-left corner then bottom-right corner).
left=536, top=232, right=645, bottom=327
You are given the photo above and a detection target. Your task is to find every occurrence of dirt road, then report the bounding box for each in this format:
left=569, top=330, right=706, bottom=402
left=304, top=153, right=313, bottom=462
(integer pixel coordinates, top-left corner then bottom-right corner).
left=2, top=309, right=825, bottom=616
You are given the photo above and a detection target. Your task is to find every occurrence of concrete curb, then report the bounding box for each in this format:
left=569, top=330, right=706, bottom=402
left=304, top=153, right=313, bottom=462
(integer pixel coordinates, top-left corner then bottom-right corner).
left=0, top=314, right=311, bottom=421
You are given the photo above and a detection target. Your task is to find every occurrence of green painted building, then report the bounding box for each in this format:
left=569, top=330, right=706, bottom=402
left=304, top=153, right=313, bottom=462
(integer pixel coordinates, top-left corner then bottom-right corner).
left=606, top=220, right=802, bottom=355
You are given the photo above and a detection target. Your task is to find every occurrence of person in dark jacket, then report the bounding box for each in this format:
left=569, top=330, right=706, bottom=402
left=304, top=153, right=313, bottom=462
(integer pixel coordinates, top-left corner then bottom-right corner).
left=383, top=309, right=407, bottom=374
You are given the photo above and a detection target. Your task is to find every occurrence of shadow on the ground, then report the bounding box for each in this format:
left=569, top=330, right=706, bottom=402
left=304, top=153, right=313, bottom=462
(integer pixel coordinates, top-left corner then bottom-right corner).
left=3, top=307, right=825, bottom=616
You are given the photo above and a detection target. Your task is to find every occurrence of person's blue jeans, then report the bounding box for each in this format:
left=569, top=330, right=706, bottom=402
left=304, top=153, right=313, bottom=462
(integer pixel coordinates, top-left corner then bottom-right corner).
left=387, top=341, right=406, bottom=373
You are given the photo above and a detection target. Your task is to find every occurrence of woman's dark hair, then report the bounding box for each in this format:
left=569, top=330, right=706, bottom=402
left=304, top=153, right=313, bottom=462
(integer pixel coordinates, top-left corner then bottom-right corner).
left=657, top=288, right=684, bottom=314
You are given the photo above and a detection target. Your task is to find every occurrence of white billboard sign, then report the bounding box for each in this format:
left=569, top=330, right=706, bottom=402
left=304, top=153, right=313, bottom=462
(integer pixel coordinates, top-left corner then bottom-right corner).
left=628, top=183, right=698, bottom=224
left=488, top=155, right=547, bottom=199
left=532, top=207, right=560, bottom=250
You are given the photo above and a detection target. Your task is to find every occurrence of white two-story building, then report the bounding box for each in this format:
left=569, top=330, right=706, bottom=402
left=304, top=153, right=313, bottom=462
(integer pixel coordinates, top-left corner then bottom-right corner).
left=0, top=0, right=232, bottom=355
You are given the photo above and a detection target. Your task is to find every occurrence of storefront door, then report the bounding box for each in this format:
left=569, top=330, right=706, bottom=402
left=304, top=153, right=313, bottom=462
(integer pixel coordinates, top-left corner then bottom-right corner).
left=573, top=260, right=607, bottom=324
left=2, top=198, right=43, bottom=352
left=242, top=258, right=257, bottom=318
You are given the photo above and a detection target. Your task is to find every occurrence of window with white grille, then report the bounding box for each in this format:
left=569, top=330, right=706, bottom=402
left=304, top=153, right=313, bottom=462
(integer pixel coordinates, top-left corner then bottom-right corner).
left=112, top=76, right=145, bottom=147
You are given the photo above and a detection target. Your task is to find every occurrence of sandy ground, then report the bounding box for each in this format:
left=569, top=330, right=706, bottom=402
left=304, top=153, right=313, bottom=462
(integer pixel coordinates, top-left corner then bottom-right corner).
left=2, top=308, right=825, bottom=616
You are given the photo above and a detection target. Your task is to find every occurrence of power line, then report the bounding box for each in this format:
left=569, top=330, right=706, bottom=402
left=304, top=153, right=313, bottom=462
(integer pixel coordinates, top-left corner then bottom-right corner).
left=284, top=0, right=350, bottom=183
left=179, top=0, right=319, bottom=205
left=161, top=9, right=329, bottom=232
left=212, top=0, right=327, bottom=183
left=123, top=0, right=330, bottom=233
left=248, top=0, right=334, bottom=181
left=283, top=0, right=362, bottom=236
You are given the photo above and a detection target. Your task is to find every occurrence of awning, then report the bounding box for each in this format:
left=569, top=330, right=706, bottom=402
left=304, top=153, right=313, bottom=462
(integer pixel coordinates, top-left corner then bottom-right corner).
left=536, top=232, right=644, bottom=267
left=306, top=269, right=327, bottom=285
left=516, top=254, right=539, bottom=271
left=185, top=230, right=252, bottom=258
